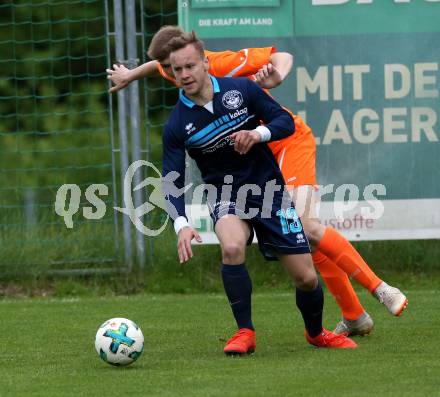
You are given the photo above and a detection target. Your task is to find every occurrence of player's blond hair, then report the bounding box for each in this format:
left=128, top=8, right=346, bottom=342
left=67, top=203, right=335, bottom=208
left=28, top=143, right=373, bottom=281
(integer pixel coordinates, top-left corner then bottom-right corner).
left=166, top=30, right=205, bottom=60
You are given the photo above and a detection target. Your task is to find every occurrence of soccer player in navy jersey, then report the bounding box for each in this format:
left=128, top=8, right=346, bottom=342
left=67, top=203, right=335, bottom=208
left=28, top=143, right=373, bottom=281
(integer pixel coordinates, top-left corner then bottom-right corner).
left=161, top=31, right=357, bottom=354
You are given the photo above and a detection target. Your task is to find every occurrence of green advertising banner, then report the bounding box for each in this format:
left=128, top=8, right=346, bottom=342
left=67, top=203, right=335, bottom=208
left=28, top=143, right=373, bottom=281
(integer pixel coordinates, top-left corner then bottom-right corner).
left=179, top=0, right=293, bottom=37
left=179, top=0, right=440, bottom=241
left=192, top=0, right=280, bottom=8
left=294, top=0, right=440, bottom=36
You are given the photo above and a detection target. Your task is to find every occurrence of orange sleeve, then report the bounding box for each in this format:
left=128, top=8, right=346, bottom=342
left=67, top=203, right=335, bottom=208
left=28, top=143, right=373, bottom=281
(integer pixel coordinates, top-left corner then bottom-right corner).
left=206, top=47, right=276, bottom=78
left=156, top=46, right=276, bottom=84
left=156, top=63, right=178, bottom=86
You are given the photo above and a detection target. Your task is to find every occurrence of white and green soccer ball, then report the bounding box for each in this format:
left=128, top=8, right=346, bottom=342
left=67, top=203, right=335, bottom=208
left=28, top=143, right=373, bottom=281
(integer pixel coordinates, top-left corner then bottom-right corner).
left=95, top=317, right=144, bottom=366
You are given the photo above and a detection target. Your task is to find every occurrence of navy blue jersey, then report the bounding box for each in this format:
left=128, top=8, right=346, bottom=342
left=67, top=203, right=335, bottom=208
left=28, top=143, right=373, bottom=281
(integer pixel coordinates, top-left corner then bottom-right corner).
left=162, top=76, right=295, bottom=220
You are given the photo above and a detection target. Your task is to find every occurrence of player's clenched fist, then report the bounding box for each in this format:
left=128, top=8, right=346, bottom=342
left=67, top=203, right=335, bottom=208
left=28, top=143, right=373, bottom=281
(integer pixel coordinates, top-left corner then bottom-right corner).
left=253, top=62, right=282, bottom=89
left=230, top=130, right=261, bottom=155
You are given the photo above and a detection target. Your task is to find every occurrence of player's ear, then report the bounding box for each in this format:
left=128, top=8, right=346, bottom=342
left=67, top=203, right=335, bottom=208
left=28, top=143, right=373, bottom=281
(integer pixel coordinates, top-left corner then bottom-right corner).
left=203, top=56, right=209, bottom=72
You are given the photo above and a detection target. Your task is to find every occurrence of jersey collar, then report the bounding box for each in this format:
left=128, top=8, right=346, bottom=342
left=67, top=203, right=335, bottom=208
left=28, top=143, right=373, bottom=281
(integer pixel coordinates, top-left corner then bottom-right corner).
left=179, top=75, right=220, bottom=108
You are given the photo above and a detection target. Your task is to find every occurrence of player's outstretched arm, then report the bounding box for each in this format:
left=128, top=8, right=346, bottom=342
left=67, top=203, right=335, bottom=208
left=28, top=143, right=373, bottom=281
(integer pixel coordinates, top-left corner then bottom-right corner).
left=254, top=52, right=293, bottom=89
left=106, top=61, right=160, bottom=93
left=269, top=52, right=293, bottom=81
left=177, top=226, right=202, bottom=264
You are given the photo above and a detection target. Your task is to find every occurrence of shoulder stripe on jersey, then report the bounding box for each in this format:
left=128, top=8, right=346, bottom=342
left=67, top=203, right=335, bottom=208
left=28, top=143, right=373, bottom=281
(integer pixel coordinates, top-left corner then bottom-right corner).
left=225, top=49, right=249, bottom=77
left=186, top=114, right=255, bottom=149
left=187, top=114, right=247, bottom=147
left=195, top=117, right=243, bottom=146
left=186, top=114, right=231, bottom=145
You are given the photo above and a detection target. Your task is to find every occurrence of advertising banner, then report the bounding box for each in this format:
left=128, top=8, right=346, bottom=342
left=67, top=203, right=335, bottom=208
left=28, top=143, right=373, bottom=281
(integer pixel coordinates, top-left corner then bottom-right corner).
left=178, top=0, right=440, bottom=241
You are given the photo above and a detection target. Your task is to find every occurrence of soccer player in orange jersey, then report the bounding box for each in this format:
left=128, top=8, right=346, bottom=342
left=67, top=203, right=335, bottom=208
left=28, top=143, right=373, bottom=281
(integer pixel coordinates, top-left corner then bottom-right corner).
left=106, top=26, right=408, bottom=336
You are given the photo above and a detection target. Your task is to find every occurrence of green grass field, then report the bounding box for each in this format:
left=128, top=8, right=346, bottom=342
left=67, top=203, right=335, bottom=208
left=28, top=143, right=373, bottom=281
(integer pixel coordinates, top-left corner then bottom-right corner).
left=1, top=287, right=439, bottom=397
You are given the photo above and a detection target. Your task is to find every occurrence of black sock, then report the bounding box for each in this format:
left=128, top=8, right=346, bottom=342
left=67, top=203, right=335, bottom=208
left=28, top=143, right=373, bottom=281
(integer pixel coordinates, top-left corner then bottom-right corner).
left=221, top=263, right=254, bottom=330
left=296, top=281, right=324, bottom=338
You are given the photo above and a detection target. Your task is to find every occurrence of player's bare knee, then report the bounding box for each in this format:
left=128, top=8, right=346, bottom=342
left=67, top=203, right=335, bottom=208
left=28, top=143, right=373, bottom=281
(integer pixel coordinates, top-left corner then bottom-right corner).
left=295, top=273, right=318, bottom=291
left=221, top=242, right=246, bottom=263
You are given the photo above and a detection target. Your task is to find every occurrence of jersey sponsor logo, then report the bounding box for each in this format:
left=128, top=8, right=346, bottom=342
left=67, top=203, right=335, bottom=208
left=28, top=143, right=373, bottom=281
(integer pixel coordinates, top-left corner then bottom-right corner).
left=222, top=90, right=244, bottom=110
left=201, top=135, right=234, bottom=154
left=213, top=200, right=236, bottom=210
left=229, top=107, right=248, bottom=119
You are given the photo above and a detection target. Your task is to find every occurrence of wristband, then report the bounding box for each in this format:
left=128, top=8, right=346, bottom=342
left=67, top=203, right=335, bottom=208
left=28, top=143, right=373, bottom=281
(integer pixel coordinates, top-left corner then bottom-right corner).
left=255, top=125, right=271, bottom=142
left=174, top=216, right=190, bottom=235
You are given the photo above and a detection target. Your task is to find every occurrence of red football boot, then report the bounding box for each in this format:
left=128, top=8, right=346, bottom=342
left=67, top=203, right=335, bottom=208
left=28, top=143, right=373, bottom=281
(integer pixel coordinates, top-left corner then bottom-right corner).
left=306, top=328, right=358, bottom=349
left=224, top=328, right=256, bottom=355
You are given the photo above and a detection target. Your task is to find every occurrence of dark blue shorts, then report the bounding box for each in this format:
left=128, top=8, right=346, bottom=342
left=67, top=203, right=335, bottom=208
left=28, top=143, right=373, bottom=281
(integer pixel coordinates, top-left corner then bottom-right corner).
left=208, top=193, right=311, bottom=261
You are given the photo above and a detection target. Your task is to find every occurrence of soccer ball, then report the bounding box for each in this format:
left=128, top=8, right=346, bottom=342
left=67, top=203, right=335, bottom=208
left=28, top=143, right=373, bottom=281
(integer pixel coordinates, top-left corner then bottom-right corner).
left=95, top=317, right=144, bottom=366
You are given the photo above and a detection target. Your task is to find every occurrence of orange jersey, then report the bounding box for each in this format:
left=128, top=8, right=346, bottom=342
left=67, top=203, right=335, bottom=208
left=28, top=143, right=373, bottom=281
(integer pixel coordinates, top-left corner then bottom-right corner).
left=157, top=47, right=316, bottom=186
left=205, top=47, right=275, bottom=77
left=157, top=47, right=276, bottom=81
